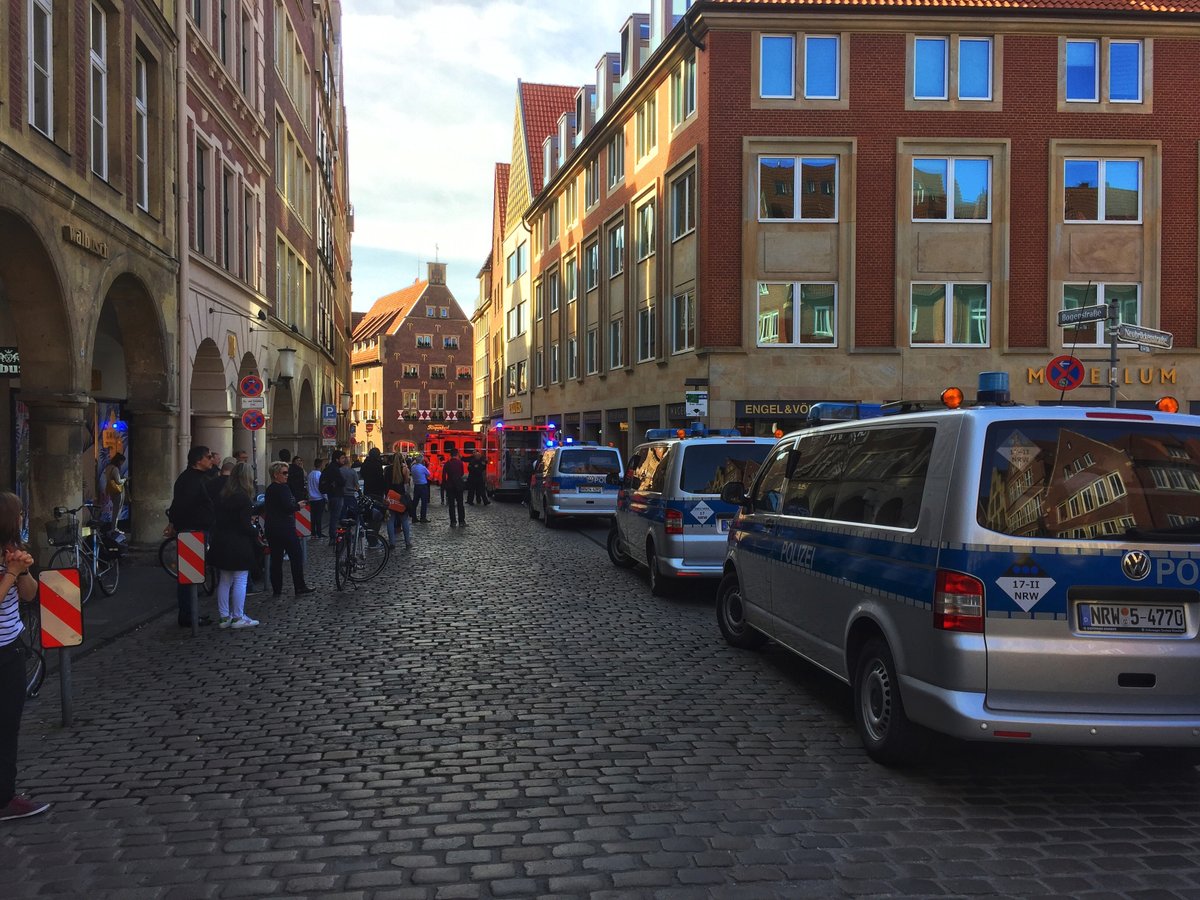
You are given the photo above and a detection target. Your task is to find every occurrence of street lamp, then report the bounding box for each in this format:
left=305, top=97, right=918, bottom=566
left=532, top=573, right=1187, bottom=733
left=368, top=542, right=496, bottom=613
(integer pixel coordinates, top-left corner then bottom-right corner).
left=276, top=347, right=297, bottom=384
left=339, top=391, right=352, bottom=414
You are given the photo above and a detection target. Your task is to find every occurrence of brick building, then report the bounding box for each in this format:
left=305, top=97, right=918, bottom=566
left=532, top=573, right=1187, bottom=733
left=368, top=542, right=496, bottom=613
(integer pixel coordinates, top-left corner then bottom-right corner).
left=508, top=0, right=1200, bottom=460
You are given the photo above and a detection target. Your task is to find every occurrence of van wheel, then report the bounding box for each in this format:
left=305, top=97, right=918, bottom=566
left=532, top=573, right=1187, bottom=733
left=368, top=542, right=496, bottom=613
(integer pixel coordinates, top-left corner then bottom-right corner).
left=646, top=544, right=670, bottom=596
left=543, top=500, right=558, bottom=528
left=607, top=525, right=637, bottom=569
left=852, top=638, right=927, bottom=766
left=528, top=500, right=540, bottom=519
left=716, top=573, right=765, bottom=649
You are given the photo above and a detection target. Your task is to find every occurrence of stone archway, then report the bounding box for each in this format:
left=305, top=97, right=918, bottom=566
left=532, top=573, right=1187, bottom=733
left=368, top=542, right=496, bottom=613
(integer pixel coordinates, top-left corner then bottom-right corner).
left=297, top=377, right=317, bottom=463
left=269, top=378, right=297, bottom=463
left=191, top=338, right=232, bottom=460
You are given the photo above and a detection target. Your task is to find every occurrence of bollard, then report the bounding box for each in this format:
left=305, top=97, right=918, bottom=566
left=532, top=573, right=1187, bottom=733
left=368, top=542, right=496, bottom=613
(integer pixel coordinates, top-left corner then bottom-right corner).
left=176, top=531, right=206, bottom=636
left=39, top=567, right=83, bottom=728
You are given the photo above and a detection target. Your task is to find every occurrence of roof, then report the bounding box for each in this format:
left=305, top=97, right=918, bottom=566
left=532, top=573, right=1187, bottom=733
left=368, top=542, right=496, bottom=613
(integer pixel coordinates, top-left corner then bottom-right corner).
left=351, top=280, right=427, bottom=341
left=476, top=250, right=493, bottom=280
left=520, top=83, right=577, bottom=194
left=704, top=0, right=1200, bottom=11
left=496, top=163, right=510, bottom=234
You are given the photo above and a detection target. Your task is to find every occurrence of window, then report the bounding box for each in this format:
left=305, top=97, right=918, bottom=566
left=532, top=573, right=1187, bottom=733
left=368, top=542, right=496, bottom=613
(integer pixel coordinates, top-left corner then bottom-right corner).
left=431, top=365, right=447, bottom=379
left=585, top=159, right=600, bottom=208
left=1109, top=40, right=1142, bottom=102
left=910, top=283, right=989, bottom=346
left=443, top=336, right=459, bottom=350
left=242, top=189, right=256, bottom=285
left=549, top=274, right=560, bottom=313
left=609, top=223, right=625, bottom=276
left=535, top=282, right=544, bottom=320
left=534, top=349, right=544, bottom=387
left=440, top=307, right=449, bottom=318
left=757, top=282, right=838, bottom=346
left=760, top=34, right=795, bottom=99
left=565, top=257, right=578, bottom=303
left=607, top=133, right=624, bottom=189
left=29, top=0, right=53, bottom=136
left=636, top=96, right=657, bottom=160
left=565, top=181, right=578, bottom=225
left=240, top=13, right=254, bottom=96
left=134, top=54, right=149, bottom=210
left=567, top=336, right=578, bottom=380
left=1062, top=283, right=1140, bottom=346
left=1066, top=38, right=1143, bottom=105
left=516, top=300, right=528, bottom=335
left=586, top=328, right=599, bottom=374
left=609, top=319, right=623, bottom=369
left=219, top=0, right=229, bottom=63
left=804, top=35, right=839, bottom=99
left=912, top=35, right=994, bottom=104
left=221, top=168, right=235, bottom=271
left=506, top=364, right=516, bottom=396
left=506, top=251, right=517, bottom=285
left=416, top=334, right=432, bottom=348
left=403, top=364, right=418, bottom=378
left=584, top=242, right=599, bottom=291
left=959, top=37, right=992, bottom=100
left=431, top=392, right=446, bottom=413
left=637, top=305, right=657, bottom=362
left=516, top=360, right=527, bottom=392
left=1064, top=159, right=1140, bottom=223
left=426, top=306, right=435, bottom=317
left=759, top=156, right=838, bottom=221
left=635, top=199, right=655, bottom=260
left=671, top=291, right=695, bottom=353
left=548, top=201, right=559, bottom=243
left=912, top=158, right=990, bottom=221
left=913, top=37, right=948, bottom=100
left=671, top=170, right=695, bottom=239
left=195, top=140, right=209, bottom=254
left=1066, top=39, right=1098, bottom=102
left=671, top=54, right=696, bottom=126
left=403, top=390, right=419, bottom=413
left=550, top=342, right=560, bottom=383
left=457, top=392, right=470, bottom=414
left=90, top=3, right=108, bottom=179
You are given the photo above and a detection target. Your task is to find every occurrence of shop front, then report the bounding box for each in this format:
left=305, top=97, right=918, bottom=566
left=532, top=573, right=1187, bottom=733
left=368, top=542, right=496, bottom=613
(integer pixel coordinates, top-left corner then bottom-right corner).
left=735, top=400, right=815, bottom=438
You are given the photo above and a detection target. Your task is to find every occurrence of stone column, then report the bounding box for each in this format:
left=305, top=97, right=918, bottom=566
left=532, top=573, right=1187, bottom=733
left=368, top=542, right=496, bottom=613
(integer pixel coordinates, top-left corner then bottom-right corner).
left=124, top=407, right=177, bottom=547
left=192, top=413, right=234, bottom=459
left=23, top=393, right=89, bottom=564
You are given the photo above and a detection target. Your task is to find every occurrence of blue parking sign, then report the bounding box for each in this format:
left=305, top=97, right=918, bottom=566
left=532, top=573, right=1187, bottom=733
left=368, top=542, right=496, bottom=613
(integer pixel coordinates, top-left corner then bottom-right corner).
left=321, top=403, right=337, bottom=419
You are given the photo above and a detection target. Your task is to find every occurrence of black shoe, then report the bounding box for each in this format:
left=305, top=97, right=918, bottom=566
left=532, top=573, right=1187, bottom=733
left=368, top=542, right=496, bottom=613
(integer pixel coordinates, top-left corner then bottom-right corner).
left=459, top=522, right=468, bottom=528
left=295, top=587, right=315, bottom=596
left=448, top=522, right=457, bottom=528
left=180, top=616, right=213, bottom=628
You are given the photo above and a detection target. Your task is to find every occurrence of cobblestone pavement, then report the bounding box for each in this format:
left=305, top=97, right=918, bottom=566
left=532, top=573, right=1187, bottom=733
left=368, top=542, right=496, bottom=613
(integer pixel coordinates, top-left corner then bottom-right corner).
left=5, top=502, right=1200, bottom=899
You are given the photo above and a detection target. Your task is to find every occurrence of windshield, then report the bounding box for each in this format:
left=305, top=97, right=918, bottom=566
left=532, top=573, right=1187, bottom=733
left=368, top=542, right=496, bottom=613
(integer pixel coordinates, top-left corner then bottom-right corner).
left=977, top=419, right=1200, bottom=541
left=558, top=449, right=621, bottom=475
left=680, top=443, right=772, bottom=494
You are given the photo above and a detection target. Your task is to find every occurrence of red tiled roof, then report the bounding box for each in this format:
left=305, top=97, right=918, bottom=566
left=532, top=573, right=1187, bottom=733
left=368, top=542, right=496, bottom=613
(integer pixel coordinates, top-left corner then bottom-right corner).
left=496, top=162, right=510, bottom=235
left=520, top=82, right=577, bottom=194
left=352, top=280, right=426, bottom=341
left=705, top=0, right=1200, bottom=11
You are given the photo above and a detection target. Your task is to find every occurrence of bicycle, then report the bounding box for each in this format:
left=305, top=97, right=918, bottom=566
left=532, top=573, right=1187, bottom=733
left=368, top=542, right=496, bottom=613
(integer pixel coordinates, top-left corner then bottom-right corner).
left=46, top=502, right=122, bottom=605
left=333, top=495, right=391, bottom=589
left=18, top=600, right=45, bottom=699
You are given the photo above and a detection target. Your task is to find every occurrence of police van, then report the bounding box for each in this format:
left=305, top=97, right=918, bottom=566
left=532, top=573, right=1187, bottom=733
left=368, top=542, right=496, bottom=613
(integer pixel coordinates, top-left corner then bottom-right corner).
left=608, top=426, right=775, bottom=595
left=528, top=442, right=624, bottom=527
left=717, top=374, right=1200, bottom=765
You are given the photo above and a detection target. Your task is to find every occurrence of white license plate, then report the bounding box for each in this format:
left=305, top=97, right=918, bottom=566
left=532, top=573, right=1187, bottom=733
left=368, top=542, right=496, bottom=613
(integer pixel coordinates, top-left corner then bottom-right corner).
left=718, top=518, right=731, bottom=533
left=578, top=485, right=602, bottom=493
left=1078, top=602, right=1186, bottom=635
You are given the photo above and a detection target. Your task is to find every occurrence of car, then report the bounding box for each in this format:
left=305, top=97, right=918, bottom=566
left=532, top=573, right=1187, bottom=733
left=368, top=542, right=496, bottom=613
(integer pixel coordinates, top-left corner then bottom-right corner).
left=717, top=373, right=1200, bottom=766
left=528, top=442, right=624, bottom=527
left=608, top=427, right=775, bottom=595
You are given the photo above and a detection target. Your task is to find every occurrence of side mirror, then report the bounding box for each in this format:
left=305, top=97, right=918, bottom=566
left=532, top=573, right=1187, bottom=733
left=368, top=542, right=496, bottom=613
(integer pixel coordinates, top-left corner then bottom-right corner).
left=720, top=482, right=747, bottom=506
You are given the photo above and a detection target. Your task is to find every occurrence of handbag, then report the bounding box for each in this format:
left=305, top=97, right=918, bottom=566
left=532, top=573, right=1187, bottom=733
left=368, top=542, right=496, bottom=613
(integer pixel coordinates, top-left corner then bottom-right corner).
left=385, top=490, right=407, bottom=515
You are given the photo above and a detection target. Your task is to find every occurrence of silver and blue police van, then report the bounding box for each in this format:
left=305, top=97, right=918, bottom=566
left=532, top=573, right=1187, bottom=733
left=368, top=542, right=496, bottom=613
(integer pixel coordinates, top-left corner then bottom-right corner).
left=528, top=442, right=623, bottom=527
left=608, top=426, right=775, bottom=595
left=717, top=374, right=1200, bottom=765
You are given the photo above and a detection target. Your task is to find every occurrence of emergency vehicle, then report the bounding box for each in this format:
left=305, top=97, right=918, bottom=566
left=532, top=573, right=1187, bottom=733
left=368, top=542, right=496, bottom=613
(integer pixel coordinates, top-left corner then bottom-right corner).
left=422, top=428, right=481, bottom=484
left=484, top=423, right=557, bottom=501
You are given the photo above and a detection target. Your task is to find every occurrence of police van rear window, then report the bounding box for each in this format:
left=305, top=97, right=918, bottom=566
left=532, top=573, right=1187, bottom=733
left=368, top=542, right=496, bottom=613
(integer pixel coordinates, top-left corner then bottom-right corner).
left=680, top=444, right=772, bottom=495
left=559, top=449, right=621, bottom=475
left=977, top=420, right=1200, bottom=540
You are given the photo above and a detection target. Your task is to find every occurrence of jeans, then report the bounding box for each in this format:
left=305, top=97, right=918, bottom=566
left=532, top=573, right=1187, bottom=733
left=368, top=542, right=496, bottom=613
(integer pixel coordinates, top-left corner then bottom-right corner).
left=267, top=529, right=308, bottom=594
left=446, top=487, right=466, bottom=526
left=391, top=510, right=413, bottom=547
left=326, top=495, right=343, bottom=543
left=413, top=484, right=430, bottom=520
left=308, top=498, right=326, bottom=537
left=216, top=570, right=249, bottom=621
left=0, top=642, right=25, bottom=805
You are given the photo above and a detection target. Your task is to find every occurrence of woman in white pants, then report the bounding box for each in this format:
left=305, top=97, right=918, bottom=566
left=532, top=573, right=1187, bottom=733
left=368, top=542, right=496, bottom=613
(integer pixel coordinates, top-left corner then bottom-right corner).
left=208, top=463, right=261, bottom=628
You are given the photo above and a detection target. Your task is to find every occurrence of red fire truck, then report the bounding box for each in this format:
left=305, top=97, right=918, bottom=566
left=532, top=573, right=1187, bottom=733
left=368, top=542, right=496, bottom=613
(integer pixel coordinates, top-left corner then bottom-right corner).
left=483, top=423, right=557, bottom=501
left=422, top=428, right=482, bottom=485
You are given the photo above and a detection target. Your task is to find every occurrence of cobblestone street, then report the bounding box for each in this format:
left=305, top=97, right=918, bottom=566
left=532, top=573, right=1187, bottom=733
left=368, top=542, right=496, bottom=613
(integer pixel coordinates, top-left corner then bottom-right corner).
left=4, top=501, right=1200, bottom=898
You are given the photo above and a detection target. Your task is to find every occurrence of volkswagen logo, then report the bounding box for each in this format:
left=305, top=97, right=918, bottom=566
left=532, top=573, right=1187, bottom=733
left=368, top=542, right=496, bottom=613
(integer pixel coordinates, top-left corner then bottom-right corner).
left=1121, top=550, right=1151, bottom=581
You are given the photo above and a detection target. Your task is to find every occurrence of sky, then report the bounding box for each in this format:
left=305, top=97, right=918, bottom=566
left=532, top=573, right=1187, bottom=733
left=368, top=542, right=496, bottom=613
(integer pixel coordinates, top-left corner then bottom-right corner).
left=341, top=0, right=640, bottom=315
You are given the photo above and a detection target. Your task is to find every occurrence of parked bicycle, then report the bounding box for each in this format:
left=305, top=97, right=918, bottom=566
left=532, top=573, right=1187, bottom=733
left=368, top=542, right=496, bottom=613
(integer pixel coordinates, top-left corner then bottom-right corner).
left=46, top=502, right=122, bottom=605
left=333, top=494, right=391, bottom=589
left=18, top=600, right=44, bottom=699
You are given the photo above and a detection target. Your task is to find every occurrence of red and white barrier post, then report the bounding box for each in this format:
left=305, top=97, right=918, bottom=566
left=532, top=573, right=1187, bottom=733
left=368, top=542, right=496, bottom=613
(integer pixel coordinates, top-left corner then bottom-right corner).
left=177, top=531, right=206, bottom=637
left=39, top=567, right=82, bottom=726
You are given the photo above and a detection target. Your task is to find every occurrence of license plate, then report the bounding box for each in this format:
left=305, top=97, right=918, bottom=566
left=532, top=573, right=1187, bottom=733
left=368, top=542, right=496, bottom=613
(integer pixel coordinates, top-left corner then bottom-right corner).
left=718, top=518, right=731, bottom=533
left=578, top=485, right=602, bottom=493
left=1077, top=602, right=1186, bottom=635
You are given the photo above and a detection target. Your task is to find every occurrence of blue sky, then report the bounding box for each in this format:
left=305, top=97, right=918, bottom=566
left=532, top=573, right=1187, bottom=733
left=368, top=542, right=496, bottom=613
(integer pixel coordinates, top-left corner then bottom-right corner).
left=342, top=0, right=639, bottom=313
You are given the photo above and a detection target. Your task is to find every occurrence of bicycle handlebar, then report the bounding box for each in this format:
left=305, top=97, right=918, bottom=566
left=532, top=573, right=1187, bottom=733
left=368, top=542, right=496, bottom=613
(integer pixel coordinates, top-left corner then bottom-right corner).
left=53, top=502, right=97, bottom=518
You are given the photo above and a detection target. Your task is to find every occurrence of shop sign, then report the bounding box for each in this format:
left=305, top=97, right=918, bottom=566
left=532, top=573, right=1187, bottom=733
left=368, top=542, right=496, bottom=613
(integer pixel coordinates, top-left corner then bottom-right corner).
left=1027, top=366, right=1176, bottom=386
left=736, top=401, right=813, bottom=418
left=61, top=224, right=109, bottom=259
left=0, top=347, right=19, bottom=377
left=666, top=403, right=687, bottom=418
left=508, top=400, right=523, bottom=414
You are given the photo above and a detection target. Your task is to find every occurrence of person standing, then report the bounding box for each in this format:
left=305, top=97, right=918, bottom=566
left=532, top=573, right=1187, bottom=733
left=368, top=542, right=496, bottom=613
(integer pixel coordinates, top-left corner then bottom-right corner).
left=0, top=492, right=49, bottom=821
left=101, top=452, right=128, bottom=531
left=359, top=448, right=387, bottom=501
left=410, top=455, right=431, bottom=523
left=263, top=462, right=315, bottom=598
left=167, top=446, right=217, bottom=627
left=287, top=455, right=306, bottom=502
left=306, top=459, right=326, bottom=540
left=386, top=455, right=414, bottom=549
left=442, top=447, right=467, bottom=528
left=209, top=463, right=261, bottom=628
left=338, top=451, right=362, bottom=519
left=466, top=450, right=490, bottom=506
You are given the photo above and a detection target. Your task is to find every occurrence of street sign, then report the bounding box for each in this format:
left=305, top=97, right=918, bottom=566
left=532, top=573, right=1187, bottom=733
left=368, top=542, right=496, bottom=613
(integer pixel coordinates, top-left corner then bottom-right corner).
left=685, top=391, right=708, bottom=417
left=241, top=409, right=266, bottom=431
left=240, top=396, right=266, bottom=410
left=239, top=374, right=265, bottom=398
left=1046, top=355, right=1085, bottom=391
left=321, top=403, right=337, bottom=419
left=349, top=422, right=357, bottom=433
left=1057, top=305, right=1109, bottom=327
left=321, top=438, right=336, bottom=447
left=321, top=424, right=337, bottom=439
left=1117, top=323, right=1173, bottom=350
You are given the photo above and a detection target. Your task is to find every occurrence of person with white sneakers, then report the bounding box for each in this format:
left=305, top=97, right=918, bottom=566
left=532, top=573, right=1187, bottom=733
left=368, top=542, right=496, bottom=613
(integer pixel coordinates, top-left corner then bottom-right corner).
left=208, top=463, right=261, bottom=629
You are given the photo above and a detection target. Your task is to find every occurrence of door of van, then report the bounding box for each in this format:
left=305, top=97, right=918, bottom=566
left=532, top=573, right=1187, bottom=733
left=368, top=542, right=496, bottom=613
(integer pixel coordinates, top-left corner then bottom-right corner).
left=734, top=440, right=793, bottom=621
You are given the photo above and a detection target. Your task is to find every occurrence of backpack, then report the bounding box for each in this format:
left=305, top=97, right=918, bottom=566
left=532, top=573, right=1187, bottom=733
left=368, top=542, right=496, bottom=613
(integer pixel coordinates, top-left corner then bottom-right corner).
left=318, top=465, right=339, bottom=496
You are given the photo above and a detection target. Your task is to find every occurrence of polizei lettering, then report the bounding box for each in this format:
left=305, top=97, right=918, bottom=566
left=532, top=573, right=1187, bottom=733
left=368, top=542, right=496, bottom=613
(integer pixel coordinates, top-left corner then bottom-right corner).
left=780, top=542, right=816, bottom=569
left=1156, top=559, right=1200, bottom=586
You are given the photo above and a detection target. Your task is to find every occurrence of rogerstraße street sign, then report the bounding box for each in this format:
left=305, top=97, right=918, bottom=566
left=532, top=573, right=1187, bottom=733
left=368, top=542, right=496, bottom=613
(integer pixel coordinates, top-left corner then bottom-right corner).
left=1116, top=323, right=1173, bottom=350
left=1057, top=304, right=1109, bottom=327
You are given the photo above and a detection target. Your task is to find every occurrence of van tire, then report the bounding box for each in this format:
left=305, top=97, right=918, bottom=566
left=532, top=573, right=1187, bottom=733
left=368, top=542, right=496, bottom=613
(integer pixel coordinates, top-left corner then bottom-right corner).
left=646, top=545, right=670, bottom=596
left=716, top=573, right=766, bottom=649
left=852, top=638, right=927, bottom=766
left=543, top=500, right=558, bottom=528
left=607, top=525, right=637, bottom=569
left=528, top=500, right=540, bottom=519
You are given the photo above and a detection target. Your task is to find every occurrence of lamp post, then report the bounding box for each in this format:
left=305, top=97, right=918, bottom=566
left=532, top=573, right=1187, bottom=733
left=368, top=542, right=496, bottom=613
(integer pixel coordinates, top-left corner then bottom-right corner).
left=339, top=390, right=352, bottom=447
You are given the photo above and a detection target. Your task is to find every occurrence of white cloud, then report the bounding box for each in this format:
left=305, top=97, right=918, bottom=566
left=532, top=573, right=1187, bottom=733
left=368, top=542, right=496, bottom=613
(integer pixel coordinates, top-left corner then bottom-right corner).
left=342, top=0, right=639, bottom=310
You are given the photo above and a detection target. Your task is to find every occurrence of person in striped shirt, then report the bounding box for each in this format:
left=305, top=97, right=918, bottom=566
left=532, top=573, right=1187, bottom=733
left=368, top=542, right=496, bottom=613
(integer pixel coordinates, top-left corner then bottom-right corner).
left=0, top=491, right=49, bottom=821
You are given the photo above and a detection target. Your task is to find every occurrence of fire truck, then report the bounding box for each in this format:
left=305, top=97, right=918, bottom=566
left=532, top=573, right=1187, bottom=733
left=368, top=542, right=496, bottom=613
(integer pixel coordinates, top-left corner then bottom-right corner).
left=483, top=423, right=557, bottom=501
left=422, top=427, right=481, bottom=484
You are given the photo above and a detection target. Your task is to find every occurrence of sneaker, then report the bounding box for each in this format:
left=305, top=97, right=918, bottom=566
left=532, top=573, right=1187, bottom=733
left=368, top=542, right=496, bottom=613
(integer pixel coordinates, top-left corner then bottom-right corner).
left=231, top=616, right=259, bottom=628
left=0, top=796, right=50, bottom=821
left=218, top=617, right=233, bottom=629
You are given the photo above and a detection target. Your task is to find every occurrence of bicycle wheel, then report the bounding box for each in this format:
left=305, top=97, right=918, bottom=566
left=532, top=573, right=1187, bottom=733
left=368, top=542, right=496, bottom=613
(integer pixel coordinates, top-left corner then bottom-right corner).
left=350, top=528, right=391, bottom=583
left=96, top=546, right=120, bottom=596
left=159, top=537, right=178, bottom=578
left=334, top=535, right=350, bottom=590
left=19, top=604, right=45, bottom=699
left=49, top=547, right=94, bottom=606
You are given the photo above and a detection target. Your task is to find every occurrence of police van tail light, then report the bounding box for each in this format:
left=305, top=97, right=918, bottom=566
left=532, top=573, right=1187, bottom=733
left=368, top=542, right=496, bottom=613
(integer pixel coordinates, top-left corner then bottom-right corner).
left=546, top=478, right=561, bottom=495
left=665, top=509, right=684, bottom=535
left=933, top=570, right=985, bottom=633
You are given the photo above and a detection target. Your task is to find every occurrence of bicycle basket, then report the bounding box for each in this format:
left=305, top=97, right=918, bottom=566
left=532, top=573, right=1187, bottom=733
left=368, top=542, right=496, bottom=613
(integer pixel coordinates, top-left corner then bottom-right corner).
left=45, top=520, right=78, bottom=547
